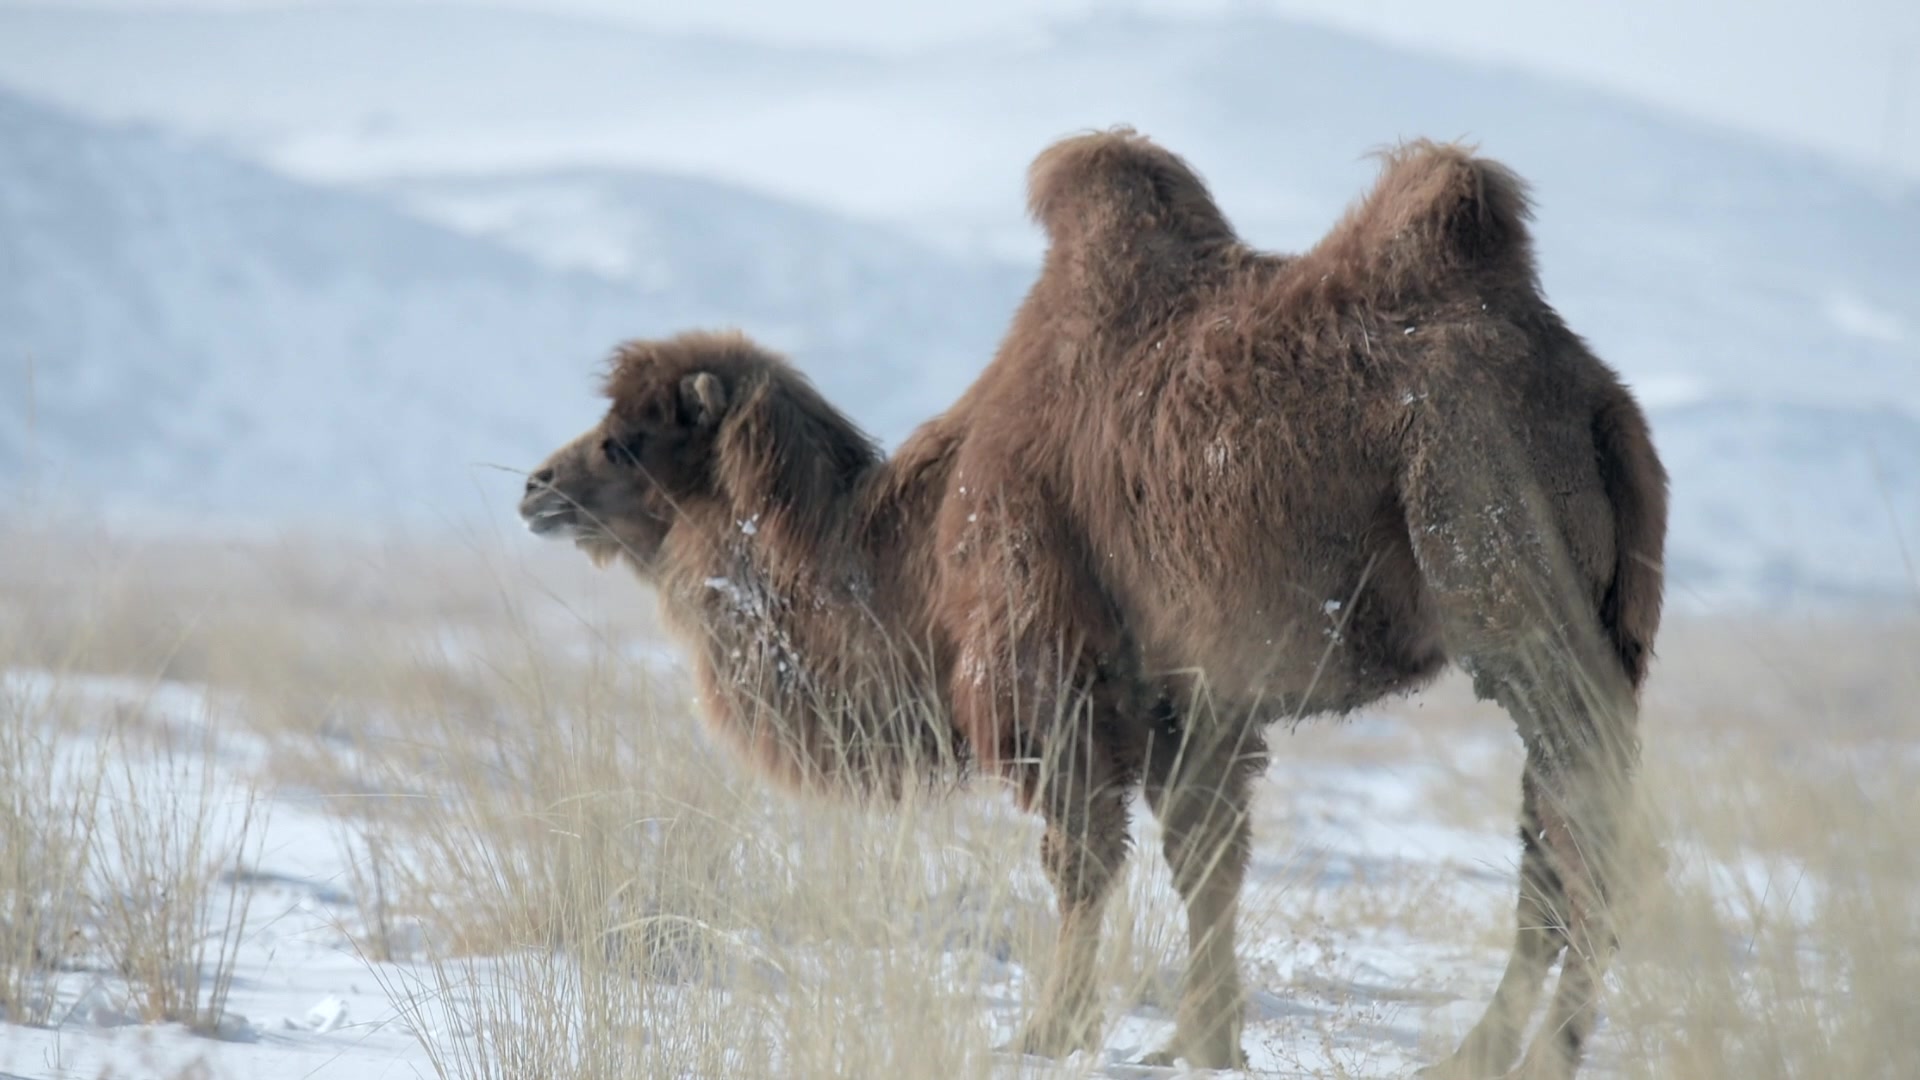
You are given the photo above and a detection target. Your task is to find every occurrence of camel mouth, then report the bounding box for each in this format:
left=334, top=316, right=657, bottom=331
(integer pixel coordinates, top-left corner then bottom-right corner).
left=523, top=506, right=582, bottom=539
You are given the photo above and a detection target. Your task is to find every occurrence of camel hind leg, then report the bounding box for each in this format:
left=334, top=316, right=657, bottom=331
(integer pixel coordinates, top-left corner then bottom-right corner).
left=1401, top=431, right=1642, bottom=1080
left=1420, top=763, right=1571, bottom=1077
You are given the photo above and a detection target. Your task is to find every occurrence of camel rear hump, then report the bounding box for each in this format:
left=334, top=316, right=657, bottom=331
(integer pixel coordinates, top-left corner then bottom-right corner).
left=1316, top=139, right=1538, bottom=297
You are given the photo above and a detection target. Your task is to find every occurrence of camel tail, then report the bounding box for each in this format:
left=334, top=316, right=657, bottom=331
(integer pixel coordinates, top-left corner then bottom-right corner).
left=1328, top=140, right=1538, bottom=293
left=1592, top=383, right=1669, bottom=692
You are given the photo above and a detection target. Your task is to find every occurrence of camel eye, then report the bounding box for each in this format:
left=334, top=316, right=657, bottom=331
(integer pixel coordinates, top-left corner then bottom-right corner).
left=603, top=434, right=643, bottom=466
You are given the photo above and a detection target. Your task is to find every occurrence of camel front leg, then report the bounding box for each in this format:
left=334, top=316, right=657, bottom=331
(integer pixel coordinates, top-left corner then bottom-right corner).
left=1138, top=707, right=1263, bottom=1070
left=941, top=490, right=1141, bottom=1059
left=1015, top=776, right=1132, bottom=1057
left=950, top=617, right=1134, bottom=1060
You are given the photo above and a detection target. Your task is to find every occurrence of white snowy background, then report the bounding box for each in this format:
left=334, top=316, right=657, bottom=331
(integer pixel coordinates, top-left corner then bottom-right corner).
left=1, top=1, right=1916, bottom=606
left=1, top=3, right=1916, bottom=1078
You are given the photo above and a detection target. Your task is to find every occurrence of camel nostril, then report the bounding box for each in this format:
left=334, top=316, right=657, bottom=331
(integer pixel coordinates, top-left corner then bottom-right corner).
left=527, top=467, right=556, bottom=492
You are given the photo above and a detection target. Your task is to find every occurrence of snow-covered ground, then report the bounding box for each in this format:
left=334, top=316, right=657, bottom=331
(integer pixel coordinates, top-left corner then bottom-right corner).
left=0, top=670, right=420, bottom=1078
left=1, top=5, right=1915, bottom=1074
left=0, top=668, right=1485, bottom=1078
left=4, top=599, right=1901, bottom=1080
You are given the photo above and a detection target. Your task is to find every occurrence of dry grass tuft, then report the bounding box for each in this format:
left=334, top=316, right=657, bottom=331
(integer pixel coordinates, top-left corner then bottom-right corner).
left=90, top=715, right=262, bottom=1034
left=0, top=677, right=261, bottom=1036
left=0, top=676, right=107, bottom=1026
left=2, top=518, right=1916, bottom=1078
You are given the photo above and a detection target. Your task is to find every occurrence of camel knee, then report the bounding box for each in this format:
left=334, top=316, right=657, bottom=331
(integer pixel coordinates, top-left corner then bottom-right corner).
left=1528, top=778, right=1647, bottom=979
left=1146, top=773, right=1242, bottom=884
left=1516, top=778, right=1573, bottom=952
left=1157, top=807, right=1250, bottom=901
left=1144, top=713, right=1264, bottom=817
left=1040, top=824, right=1125, bottom=908
left=1036, top=778, right=1133, bottom=905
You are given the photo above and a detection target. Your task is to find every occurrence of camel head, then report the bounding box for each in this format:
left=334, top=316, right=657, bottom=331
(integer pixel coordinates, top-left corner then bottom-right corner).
left=519, top=331, right=741, bottom=572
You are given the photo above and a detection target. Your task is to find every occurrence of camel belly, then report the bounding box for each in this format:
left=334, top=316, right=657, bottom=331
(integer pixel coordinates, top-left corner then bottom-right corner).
left=1100, top=467, right=1445, bottom=716
left=1130, top=576, right=1442, bottom=717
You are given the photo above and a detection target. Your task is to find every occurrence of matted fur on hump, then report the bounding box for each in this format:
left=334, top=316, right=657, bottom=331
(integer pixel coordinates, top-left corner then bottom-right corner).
left=1025, top=126, right=1238, bottom=252
left=1022, top=129, right=1538, bottom=305
left=1309, top=138, right=1539, bottom=296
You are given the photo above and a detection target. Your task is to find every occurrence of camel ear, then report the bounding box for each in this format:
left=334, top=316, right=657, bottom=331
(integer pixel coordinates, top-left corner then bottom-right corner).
left=679, top=372, right=728, bottom=428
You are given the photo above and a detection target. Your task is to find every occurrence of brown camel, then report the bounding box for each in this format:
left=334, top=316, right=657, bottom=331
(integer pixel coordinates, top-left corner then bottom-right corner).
left=516, top=331, right=968, bottom=797
left=518, top=130, right=1667, bottom=1079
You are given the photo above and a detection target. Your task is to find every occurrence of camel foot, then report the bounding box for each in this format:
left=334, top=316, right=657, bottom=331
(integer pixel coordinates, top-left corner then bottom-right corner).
left=1500, top=1046, right=1575, bottom=1080
left=1137, top=1038, right=1249, bottom=1071
left=1415, top=1033, right=1523, bottom=1080
left=1413, top=1053, right=1570, bottom=1080
left=997, top=1012, right=1103, bottom=1060
left=1415, top=1059, right=1512, bottom=1080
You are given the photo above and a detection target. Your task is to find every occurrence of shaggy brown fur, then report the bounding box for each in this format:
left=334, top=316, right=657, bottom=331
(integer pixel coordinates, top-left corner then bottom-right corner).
left=936, top=129, right=1666, bottom=1076
left=518, top=130, right=1666, bottom=1080
left=518, top=331, right=968, bottom=796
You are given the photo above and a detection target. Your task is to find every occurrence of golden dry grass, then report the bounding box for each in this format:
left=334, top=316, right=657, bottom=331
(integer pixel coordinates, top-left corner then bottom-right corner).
left=1, top=517, right=1914, bottom=1078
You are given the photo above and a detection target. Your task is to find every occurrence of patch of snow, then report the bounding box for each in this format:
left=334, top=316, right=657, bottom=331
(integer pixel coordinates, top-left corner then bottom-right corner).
left=0, top=674, right=432, bottom=1079
left=301, top=995, right=350, bottom=1034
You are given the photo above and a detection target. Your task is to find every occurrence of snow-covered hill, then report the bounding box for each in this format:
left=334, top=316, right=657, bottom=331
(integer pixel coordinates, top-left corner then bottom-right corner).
left=374, top=168, right=1025, bottom=432
left=4, top=4, right=1913, bottom=413
left=1, top=5, right=1916, bottom=606
left=0, top=90, right=638, bottom=522
left=1653, top=398, right=1920, bottom=606
left=0, top=90, right=1019, bottom=524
